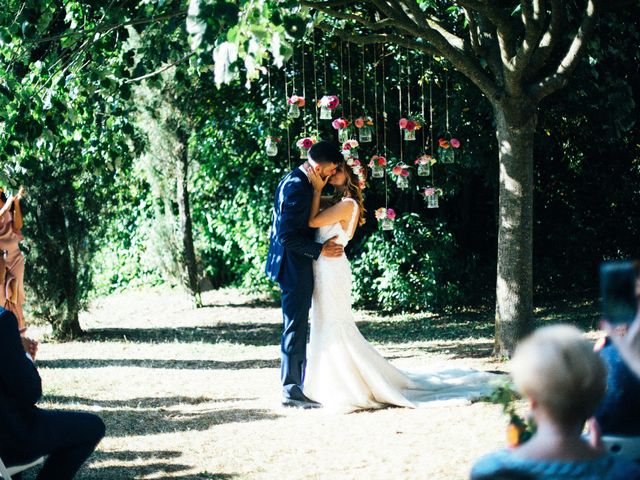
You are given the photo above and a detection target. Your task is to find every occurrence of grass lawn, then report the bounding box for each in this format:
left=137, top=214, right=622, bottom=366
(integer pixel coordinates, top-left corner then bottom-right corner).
left=22, top=288, right=600, bottom=479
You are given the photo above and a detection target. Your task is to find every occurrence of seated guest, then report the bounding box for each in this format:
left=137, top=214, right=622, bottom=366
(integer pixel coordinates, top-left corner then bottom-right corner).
left=593, top=332, right=640, bottom=435
left=0, top=307, right=105, bottom=479
left=470, top=325, right=640, bottom=480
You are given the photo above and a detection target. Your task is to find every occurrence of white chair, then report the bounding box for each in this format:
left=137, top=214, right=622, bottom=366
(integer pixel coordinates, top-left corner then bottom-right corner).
left=0, top=455, right=45, bottom=479
left=601, top=435, right=640, bottom=463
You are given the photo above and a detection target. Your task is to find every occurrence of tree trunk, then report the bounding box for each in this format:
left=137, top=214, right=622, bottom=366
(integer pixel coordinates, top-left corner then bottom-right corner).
left=493, top=100, right=537, bottom=357
left=55, top=208, right=83, bottom=339
left=175, top=129, right=202, bottom=308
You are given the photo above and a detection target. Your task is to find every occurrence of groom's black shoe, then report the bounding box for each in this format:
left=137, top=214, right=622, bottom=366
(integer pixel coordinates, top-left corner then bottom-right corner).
left=281, top=394, right=322, bottom=409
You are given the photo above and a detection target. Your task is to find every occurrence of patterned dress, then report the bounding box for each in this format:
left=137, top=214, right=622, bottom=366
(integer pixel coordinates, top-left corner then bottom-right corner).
left=0, top=207, right=25, bottom=331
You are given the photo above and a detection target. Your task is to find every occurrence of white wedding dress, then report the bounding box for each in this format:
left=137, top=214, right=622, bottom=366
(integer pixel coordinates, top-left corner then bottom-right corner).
left=303, top=198, right=500, bottom=412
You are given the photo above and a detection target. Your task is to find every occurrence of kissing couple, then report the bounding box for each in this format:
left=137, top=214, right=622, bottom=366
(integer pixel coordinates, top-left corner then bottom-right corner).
left=266, top=141, right=498, bottom=412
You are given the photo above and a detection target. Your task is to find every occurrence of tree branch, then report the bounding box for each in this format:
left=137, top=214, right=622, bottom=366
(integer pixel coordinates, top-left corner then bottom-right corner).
left=456, top=0, right=517, bottom=60
left=528, top=0, right=562, bottom=74
left=512, top=0, right=546, bottom=81
left=530, top=0, right=597, bottom=101
left=125, top=52, right=196, bottom=84
left=27, top=9, right=188, bottom=46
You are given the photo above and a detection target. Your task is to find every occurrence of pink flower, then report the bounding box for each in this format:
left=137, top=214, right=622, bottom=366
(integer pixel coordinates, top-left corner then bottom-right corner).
left=423, top=187, right=435, bottom=196
left=332, top=118, right=348, bottom=130
left=355, top=118, right=365, bottom=128
left=401, top=169, right=409, bottom=177
left=405, top=121, right=416, bottom=132
left=392, top=165, right=403, bottom=175
left=328, top=95, right=340, bottom=109
left=301, top=138, right=313, bottom=149
left=342, top=142, right=352, bottom=151
left=352, top=159, right=361, bottom=166
left=288, top=95, right=305, bottom=106
left=359, top=179, right=366, bottom=189
left=450, top=138, right=461, bottom=148
left=386, top=208, right=396, bottom=220
left=377, top=156, right=387, bottom=166
left=399, top=118, right=408, bottom=129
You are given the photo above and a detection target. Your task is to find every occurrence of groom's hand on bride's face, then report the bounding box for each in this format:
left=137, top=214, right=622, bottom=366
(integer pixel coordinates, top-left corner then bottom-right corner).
left=321, top=236, right=344, bottom=257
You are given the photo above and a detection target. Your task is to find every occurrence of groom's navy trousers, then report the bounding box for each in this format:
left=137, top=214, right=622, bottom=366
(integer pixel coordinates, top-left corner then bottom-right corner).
left=265, top=168, right=322, bottom=399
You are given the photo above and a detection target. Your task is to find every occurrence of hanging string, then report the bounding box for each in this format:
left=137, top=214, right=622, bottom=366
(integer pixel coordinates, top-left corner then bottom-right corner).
left=311, top=29, right=319, bottom=132
left=406, top=48, right=411, bottom=117
left=267, top=63, right=273, bottom=134
left=429, top=70, right=435, bottom=186
left=373, top=43, right=379, bottom=152
left=382, top=44, right=387, bottom=157
left=339, top=40, right=345, bottom=110
left=301, top=44, right=307, bottom=136
left=323, top=39, right=328, bottom=93
left=291, top=46, right=296, bottom=94
left=361, top=44, right=366, bottom=114
left=347, top=42, right=353, bottom=120
left=382, top=44, right=388, bottom=209
left=398, top=49, right=404, bottom=165
left=284, top=57, right=292, bottom=168
left=421, top=57, right=426, bottom=153
left=445, top=69, right=450, bottom=135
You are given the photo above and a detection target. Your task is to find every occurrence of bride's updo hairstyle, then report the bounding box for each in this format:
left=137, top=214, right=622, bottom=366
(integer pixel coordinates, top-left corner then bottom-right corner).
left=334, top=163, right=366, bottom=227
left=510, top=324, right=606, bottom=427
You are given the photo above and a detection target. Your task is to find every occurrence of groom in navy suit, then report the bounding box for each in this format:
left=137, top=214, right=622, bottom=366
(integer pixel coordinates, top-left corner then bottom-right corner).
left=265, top=141, right=344, bottom=408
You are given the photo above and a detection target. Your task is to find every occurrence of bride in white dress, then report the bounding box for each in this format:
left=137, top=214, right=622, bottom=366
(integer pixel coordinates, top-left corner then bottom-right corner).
left=303, top=162, right=500, bottom=412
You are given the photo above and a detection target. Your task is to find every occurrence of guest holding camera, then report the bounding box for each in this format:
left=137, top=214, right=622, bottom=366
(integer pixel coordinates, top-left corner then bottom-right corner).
left=471, top=325, right=640, bottom=479
left=0, top=307, right=105, bottom=479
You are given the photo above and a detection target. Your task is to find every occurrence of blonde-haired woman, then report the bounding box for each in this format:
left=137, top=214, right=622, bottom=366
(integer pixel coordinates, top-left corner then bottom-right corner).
left=471, top=325, right=640, bottom=479
left=303, top=163, right=497, bottom=412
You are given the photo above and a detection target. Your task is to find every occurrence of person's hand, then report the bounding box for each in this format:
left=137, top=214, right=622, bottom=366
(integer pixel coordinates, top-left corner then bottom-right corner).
left=602, top=316, right=640, bottom=378
left=308, top=167, right=329, bottom=193
left=16, top=186, right=25, bottom=200
left=21, top=336, right=39, bottom=361
left=587, top=417, right=603, bottom=450
left=321, top=235, right=344, bottom=257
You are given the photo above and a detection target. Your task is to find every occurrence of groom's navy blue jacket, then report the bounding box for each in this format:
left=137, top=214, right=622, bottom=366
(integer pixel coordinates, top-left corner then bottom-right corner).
left=265, top=167, right=322, bottom=287
left=265, top=167, right=322, bottom=398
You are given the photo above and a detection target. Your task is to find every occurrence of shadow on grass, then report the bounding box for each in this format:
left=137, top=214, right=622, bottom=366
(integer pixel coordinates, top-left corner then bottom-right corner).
left=23, top=450, right=238, bottom=480
left=76, top=301, right=598, bottom=350
left=40, top=395, right=255, bottom=409
left=37, top=358, right=279, bottom=370
left=35, top=395, right=280, bottom=438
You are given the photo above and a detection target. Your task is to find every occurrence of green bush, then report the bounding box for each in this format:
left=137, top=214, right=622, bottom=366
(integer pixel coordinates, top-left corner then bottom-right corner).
left=351, top=213, right=465, bottom=313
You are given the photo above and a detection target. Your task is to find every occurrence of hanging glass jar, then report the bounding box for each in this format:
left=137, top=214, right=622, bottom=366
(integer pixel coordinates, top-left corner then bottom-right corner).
left=440, top=147, right=455, bottom=164
left=404, top=129, right=416, bottom=141
left=338, top=128, right=349, bottom=143
left=371, top=164, right=384, bottom=178
left=427, top=191, right=439, bottom=208
left=417, top=162, right=430, bottom=176
left=265, top=138, right=278, bottom=157
left=288, top=103, right=300, bottom=119
left=299, top=147, right=307, bottom=159
left=396, top=175, right=409, bottom=189
left=359, top=126, right=372, bottom=143
left=320, top=106, right=332, bottom=120
left=380, top=218, right=394, bottom=230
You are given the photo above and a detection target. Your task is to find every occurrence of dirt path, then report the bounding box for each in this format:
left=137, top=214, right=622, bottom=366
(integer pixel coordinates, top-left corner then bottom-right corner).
left=27, top=288, right=513, bottom=479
